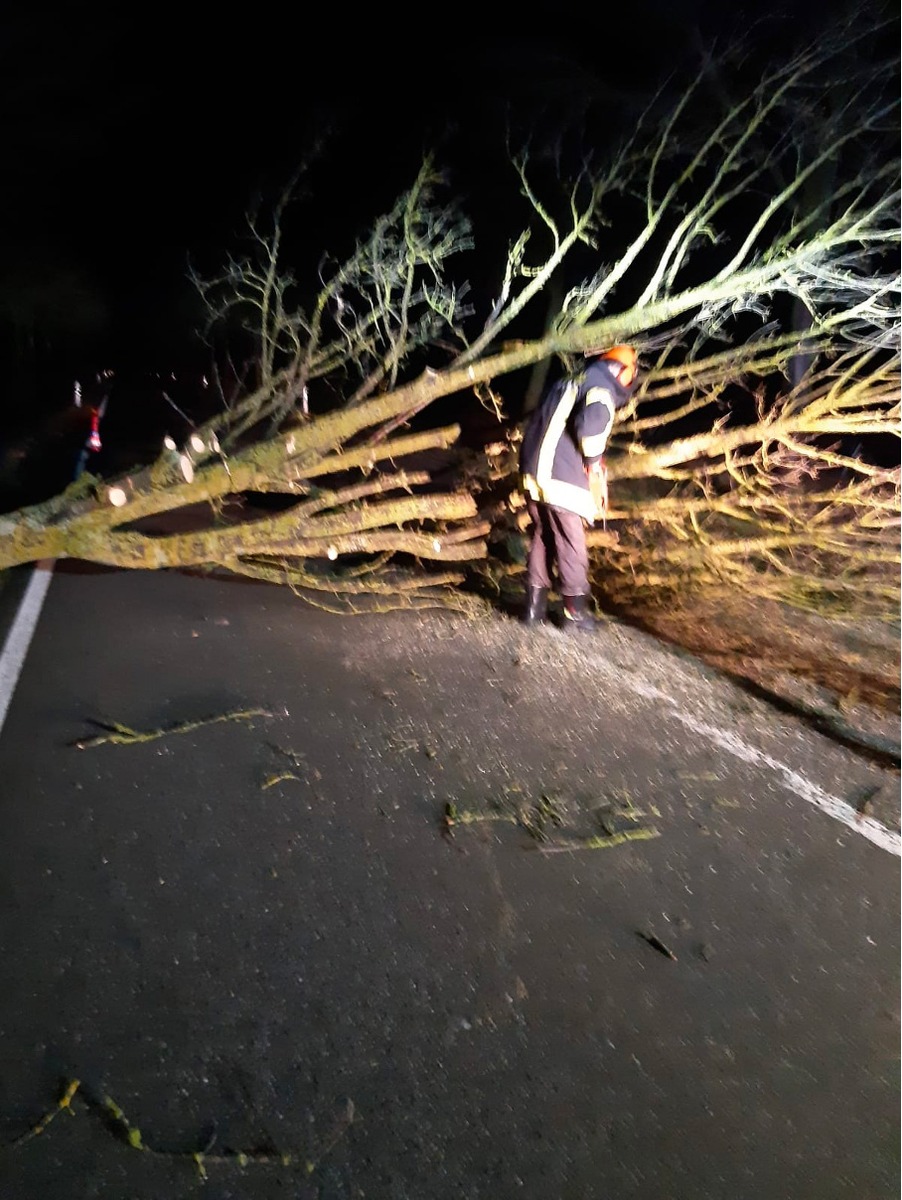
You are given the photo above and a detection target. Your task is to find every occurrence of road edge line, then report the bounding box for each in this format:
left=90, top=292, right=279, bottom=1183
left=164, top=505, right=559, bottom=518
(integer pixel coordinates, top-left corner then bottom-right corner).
left=0, top=560, right=56, bottom=736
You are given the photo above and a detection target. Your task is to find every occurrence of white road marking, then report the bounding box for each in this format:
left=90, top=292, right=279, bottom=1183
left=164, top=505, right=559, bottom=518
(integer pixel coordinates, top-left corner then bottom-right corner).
left=626, top=676, right=901, bottom=857
left=0, top=561, right=55, bottom=735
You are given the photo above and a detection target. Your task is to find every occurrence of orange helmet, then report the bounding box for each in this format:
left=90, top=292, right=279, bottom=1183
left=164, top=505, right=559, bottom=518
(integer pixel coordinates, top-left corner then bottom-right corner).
left=596, top=344, right=638, bottom=386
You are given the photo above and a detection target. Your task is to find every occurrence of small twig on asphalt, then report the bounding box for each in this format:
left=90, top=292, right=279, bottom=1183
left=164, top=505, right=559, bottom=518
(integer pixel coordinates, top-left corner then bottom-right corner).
left=10, top=1079, right=80, bottom=1145
left=443, top=794, right=661, bottom=854
left=6, top=1082, right=355, bottom=1181
left=539, top=828, right=661, bottom=853
left=637, top=930, right=678, bottom=961
left=262, top=772, right=301, bottom=789
left=442, top=801, right=518, bottom=836
left=71, top=708, right=274, bottom=749
left=101, top=1094, right=147, bottom=1150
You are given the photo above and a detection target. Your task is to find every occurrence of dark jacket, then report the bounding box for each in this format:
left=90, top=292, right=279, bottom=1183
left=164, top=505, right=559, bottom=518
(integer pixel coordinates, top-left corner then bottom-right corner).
left=519, top=359, right=631, bottom=520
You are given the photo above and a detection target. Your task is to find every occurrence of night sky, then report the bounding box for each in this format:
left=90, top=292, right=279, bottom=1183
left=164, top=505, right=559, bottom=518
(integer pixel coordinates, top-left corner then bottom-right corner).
left=0, top=0, right=891, bottom=377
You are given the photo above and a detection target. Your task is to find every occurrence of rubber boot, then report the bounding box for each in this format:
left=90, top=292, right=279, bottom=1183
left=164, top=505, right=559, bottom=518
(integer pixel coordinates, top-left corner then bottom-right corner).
left=522, top=585, right=549, bottom=626
left=561, top=593, right=597, bottom=632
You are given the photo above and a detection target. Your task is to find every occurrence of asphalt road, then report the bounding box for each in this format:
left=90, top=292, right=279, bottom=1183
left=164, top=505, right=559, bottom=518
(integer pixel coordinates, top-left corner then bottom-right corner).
left=0, top=563, right=898, bottom=1199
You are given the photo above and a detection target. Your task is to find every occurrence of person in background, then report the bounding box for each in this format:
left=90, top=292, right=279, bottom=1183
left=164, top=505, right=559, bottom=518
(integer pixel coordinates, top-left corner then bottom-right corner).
left=518, top=344, right=638, bottom=631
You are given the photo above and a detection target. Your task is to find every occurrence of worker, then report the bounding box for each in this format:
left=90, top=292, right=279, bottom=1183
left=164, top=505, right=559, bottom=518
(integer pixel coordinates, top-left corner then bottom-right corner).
left=518, top=344, right=638, bottom=631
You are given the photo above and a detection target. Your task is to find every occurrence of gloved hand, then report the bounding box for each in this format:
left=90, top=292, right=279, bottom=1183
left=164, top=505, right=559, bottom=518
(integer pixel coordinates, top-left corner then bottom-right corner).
left=586, top=459, right=608, bottom=522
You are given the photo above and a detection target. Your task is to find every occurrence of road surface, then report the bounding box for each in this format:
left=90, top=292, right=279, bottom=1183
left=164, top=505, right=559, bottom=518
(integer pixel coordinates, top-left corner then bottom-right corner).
left=0, top=563, right=898, bottom=1199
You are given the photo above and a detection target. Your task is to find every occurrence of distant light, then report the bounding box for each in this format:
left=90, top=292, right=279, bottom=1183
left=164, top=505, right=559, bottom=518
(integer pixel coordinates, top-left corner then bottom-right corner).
left=73, top=381, right=82, bottom=408
left=108, top=486, right=128, bottom=507
left=327, top=546, right=338, bottom=560
left=163, top=435, right=177, bottom=450
left=432, top=539, right=442, bottom=551
left=179, top=455, right=194, bottom=482
left=189, top=434, right=205, bottom=453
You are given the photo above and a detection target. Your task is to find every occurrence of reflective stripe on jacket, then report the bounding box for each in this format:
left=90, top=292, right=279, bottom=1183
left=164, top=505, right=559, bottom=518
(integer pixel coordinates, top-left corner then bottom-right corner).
left=519, top=359, right=628, bottom=520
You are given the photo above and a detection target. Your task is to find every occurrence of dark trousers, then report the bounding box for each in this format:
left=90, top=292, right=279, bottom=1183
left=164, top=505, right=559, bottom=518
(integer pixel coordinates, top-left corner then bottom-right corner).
left=525, top=499, right=590, bottom=596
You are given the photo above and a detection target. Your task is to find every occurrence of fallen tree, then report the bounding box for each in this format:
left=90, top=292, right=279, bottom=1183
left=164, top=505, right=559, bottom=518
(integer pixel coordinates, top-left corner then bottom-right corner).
left=0, top=14, right=898, bottom=617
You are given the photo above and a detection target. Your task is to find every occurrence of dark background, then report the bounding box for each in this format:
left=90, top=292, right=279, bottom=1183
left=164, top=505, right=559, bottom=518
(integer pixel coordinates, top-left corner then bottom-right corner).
left=0, top=1, right=861, bottom=361
left=0, top=0, right=892, bottom=502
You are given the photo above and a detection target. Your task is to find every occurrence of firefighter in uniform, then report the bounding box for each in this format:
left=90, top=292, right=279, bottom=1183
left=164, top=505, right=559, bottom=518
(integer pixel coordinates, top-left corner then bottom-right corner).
left=518, top=345, right=638, bottom=631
